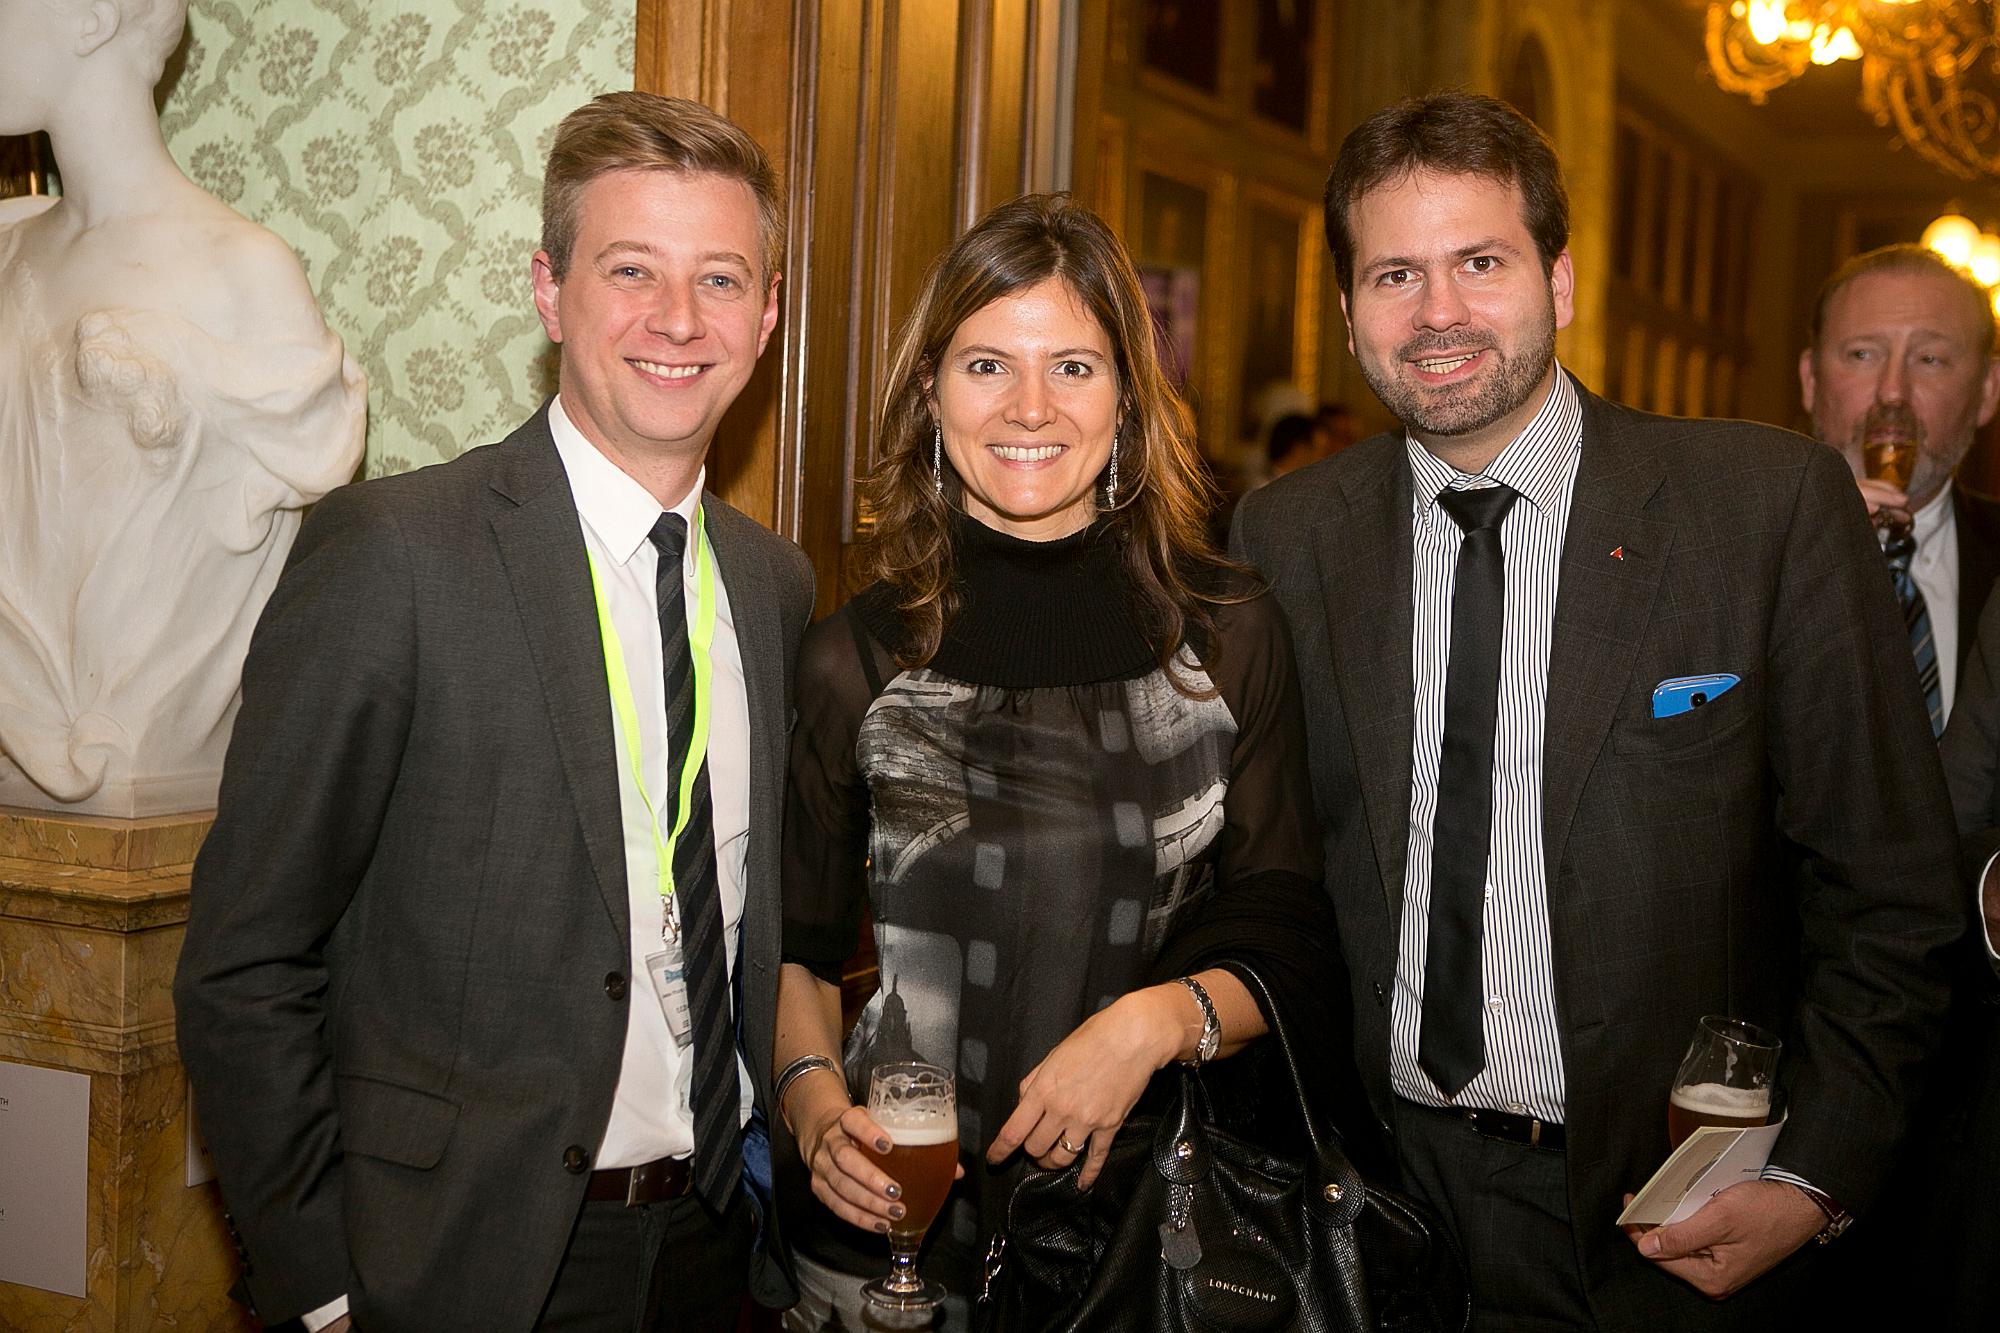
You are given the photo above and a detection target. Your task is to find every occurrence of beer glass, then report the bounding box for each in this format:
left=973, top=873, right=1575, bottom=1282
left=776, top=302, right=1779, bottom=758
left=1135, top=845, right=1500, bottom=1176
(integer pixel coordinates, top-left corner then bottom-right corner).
left=860, top=1061, right=958, bottom=1311
left=1863, top=401, right=1921, bottom=537
left=1667, top=1016, right=1780, bottom=1150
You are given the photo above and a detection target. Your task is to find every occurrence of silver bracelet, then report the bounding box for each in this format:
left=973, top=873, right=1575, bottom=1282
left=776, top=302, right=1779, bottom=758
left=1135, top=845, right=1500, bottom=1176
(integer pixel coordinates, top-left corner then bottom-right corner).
left=774, top=1054, right=840, bottom=1116
left=1175, top=976, right=1221, bottom=1067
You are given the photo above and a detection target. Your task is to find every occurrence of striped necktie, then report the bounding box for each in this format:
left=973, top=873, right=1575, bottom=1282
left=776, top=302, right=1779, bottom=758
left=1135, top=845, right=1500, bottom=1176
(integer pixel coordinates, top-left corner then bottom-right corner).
left=648, top=512, right=742, bottom=1206
left=1885, top=530, right=1944, bottom=738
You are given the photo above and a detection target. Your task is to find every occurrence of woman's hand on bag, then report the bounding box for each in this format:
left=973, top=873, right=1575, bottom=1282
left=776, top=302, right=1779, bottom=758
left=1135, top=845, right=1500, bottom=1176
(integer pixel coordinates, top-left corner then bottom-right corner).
left=986, top=986, right=1187, bottom=1190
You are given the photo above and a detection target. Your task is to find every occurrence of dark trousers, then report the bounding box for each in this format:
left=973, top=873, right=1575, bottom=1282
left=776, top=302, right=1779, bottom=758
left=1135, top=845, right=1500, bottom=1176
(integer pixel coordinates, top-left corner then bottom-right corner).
left=1812, top=991, right=2000, bottom=1328
left=1392, top=1099, right=1593, bottom=1332
left=1395, top=1098, right=1831, bottom=1332
left=537, top=1186, right=754, bottom=1332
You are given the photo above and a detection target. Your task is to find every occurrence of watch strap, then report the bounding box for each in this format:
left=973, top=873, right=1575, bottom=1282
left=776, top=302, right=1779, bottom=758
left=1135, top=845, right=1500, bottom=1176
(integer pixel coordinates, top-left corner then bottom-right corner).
left=1788, top=1181, right=1852, bottom=1244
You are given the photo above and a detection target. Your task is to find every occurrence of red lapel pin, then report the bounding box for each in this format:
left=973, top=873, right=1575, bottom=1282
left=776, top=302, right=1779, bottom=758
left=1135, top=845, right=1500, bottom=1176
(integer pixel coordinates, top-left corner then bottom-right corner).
left=1609, top=546, right=1625, bottom=561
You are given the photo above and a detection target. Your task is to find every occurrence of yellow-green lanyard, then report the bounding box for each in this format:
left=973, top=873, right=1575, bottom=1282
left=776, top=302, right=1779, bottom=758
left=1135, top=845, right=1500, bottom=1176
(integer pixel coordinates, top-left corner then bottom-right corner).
left=584, top=506, right=718, bottom=943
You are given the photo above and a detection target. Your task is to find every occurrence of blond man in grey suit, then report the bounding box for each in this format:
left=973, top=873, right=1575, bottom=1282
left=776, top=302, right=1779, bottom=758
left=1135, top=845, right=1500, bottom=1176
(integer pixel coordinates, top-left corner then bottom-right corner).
left=176, top=94, right=811, bottom=1332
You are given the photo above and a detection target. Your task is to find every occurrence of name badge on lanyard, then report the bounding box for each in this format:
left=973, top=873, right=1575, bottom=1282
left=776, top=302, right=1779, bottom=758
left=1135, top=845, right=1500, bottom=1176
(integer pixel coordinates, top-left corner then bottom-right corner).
left=584, top=504, right=718, bottom=1047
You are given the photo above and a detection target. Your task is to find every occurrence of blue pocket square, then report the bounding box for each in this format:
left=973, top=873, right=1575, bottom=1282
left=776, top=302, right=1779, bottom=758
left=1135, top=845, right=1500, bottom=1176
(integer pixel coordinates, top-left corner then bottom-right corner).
left=1652, top=673, right=1740, bottom=718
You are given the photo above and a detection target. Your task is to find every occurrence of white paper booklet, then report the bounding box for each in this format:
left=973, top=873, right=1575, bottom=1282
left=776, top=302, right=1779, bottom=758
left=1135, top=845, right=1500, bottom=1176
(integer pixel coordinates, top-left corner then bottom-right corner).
left=1615, top=1119, right=1787, bottom=1229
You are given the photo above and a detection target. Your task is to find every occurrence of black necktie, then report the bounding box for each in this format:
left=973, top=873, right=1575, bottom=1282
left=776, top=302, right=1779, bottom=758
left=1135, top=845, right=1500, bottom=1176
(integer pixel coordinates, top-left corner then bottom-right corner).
left=1419, top=483, right=1519, bottom=1099
left=649, top=512, right=741, bottom=1205
left=1885, top=531, right=1944, bottom=738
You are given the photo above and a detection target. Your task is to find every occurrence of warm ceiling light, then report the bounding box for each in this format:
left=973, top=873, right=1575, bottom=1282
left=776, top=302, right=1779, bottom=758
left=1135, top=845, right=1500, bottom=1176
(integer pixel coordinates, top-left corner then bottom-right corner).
left=1809, top=26, right=1861, bottom=65
left=1923, top=213, right=1982, bottom=268
left=1706, top=2, right=2000, bottom=180
left=1969, top=233, right=2000, bottom=288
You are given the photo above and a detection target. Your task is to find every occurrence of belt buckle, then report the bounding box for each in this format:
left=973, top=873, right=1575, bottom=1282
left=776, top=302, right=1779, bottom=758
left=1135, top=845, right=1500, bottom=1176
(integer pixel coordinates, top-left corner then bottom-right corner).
left=625, top=1163, right=645, bottom=1208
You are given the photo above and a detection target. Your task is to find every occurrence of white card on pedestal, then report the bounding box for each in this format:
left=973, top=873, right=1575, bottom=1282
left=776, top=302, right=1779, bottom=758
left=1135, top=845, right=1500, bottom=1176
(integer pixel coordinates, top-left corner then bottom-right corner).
left=0, top=1060, right=90, bottom=1297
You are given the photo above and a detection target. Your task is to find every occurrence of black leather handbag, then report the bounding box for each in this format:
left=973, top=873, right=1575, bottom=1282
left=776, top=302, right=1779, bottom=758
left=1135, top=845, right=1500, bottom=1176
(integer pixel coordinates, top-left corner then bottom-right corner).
left=975, top=967, right=1469, bottom=1331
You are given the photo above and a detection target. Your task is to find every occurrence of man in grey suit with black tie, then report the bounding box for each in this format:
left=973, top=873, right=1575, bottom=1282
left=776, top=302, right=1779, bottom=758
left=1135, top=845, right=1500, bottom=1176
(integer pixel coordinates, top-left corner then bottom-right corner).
left=1232, top=91, right=1962, bottom=1330
left=175, top=93, right=813, bottom=1332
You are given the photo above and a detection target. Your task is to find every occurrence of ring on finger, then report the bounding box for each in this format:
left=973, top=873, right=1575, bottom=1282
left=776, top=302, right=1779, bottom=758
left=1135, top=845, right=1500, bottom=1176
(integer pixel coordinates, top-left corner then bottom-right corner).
left=1058, top=1134, right=1082, bottom=1154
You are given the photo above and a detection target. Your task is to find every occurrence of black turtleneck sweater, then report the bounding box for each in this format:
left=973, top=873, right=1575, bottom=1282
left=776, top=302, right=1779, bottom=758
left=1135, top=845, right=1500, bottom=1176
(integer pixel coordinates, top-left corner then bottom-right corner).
left=852, top=513, right=1158, bottom=688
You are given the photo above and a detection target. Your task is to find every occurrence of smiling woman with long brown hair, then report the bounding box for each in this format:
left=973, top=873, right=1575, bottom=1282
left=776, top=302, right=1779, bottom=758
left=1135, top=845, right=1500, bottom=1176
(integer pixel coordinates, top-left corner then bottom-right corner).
left=768, top=193, right=1342, bottom=1329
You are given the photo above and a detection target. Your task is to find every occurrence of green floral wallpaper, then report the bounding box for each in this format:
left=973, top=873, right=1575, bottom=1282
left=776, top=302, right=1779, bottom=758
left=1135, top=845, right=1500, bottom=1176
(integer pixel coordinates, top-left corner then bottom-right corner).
left=158, top=0, right=634, bottom=476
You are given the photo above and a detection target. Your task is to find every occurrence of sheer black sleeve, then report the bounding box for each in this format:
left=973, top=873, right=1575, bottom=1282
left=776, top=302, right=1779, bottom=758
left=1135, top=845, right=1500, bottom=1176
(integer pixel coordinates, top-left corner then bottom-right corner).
left=781, top=602, right=897, bottom=985
left=1154, top=591, right=1381, bottom=1168
left=1202, top=588, right=1323, bottom=893
left=1158, top=587, right=1330, bottom=979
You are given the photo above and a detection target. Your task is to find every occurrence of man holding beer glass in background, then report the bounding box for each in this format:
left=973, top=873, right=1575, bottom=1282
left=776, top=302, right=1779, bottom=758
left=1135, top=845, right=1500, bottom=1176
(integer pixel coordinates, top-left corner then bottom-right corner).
left=1800, top=243, right=2000, bottom=734
left=1803, top=243, right=2000, bottom=1325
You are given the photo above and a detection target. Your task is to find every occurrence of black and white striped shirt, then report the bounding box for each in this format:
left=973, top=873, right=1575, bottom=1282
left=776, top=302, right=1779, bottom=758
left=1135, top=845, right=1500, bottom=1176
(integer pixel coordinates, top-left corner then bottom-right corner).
left=1390, top=371, right=1582, bottom=1121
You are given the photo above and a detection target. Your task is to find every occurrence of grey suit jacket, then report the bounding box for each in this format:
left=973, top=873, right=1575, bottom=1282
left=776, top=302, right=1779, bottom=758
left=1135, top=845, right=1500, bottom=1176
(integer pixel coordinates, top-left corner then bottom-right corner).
left=1233, top=380, right=1962, bottom=1330
left=174, top=407, right=814, bottom=1330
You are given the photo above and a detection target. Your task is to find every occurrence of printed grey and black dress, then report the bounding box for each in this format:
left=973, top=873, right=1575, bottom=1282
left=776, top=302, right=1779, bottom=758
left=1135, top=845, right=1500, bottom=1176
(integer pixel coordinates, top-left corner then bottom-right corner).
left=780, top=514, right=1323, bottom=1307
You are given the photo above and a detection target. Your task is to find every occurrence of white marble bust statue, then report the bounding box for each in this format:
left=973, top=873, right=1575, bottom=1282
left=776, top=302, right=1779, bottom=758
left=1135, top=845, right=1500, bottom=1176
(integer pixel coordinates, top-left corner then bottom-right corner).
left=0, top=0, right=366, bottom=816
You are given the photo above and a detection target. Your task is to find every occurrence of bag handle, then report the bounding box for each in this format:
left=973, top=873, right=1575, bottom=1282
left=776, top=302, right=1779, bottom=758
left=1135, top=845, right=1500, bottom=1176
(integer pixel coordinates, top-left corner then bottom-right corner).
left=1220, top=962, right=1366, bottom=1223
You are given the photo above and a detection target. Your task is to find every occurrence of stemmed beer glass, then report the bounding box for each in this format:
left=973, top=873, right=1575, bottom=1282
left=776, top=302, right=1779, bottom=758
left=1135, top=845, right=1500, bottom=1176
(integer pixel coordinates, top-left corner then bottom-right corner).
left=1667, top=1015, right=1780, bottom=1150
left=860, top=1061, right=959, bottom=1311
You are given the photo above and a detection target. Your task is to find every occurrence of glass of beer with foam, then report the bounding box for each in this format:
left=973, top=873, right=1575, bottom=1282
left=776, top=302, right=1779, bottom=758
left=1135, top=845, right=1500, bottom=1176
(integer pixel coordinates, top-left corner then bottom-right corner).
left=860, top=1061, right=958, bottom=1311
left=1667, top=1016, right=1780, bottom=1150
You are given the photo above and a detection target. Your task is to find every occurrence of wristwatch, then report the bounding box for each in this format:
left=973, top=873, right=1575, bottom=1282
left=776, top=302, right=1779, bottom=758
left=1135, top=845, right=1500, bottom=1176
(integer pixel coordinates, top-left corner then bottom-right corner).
left=1789, top=1182, right=1853, bottom=1245
left=1175, top=976, right=1221, bottom=1067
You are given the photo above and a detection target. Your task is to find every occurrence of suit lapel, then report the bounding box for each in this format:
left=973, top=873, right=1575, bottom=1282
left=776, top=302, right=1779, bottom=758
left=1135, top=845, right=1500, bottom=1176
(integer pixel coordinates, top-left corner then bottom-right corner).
left=1954, top=487, right=2000, bottom=673
left=487, top=415, right=630, bottom=938
left=1541, top=387, right=1670, bottom=876
left=1316, top=447, right=1416, bottom=919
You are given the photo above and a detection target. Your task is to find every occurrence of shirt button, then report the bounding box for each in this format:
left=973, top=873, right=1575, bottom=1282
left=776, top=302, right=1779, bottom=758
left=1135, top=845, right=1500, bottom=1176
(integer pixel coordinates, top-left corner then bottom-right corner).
left=604, top=971, right=627, bottom=1001
left=1507, top=1101, right=1528, bottom=1115
left=563, top=1144, right=590, bottom=1174
left=1484, top=885, right=1494, bottom=903
left=1487, top=995, right=1505, bottom=1012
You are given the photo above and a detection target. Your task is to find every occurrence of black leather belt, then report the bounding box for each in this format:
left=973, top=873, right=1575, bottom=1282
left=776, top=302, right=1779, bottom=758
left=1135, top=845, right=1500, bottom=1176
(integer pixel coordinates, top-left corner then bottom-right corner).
left=1401, top=1097, right=1566, bottom=1150
left=585, top=1154, right=694, bottom=1205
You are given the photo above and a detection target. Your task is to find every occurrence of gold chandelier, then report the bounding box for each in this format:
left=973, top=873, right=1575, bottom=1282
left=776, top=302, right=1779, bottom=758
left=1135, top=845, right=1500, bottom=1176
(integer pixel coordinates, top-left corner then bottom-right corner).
left=1705, top=1, right=2000, bottom=180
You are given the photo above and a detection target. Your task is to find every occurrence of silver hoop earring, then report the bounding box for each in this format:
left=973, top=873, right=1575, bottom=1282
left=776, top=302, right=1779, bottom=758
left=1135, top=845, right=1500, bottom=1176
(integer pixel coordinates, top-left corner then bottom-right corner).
left=932, top=423, right=943, bottom=495
left=1105, top=432, right=1120, bottom=508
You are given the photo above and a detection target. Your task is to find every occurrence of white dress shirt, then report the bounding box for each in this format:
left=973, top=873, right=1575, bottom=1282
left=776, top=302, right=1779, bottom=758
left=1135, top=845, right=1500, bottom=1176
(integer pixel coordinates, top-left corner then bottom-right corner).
left=1392, top=371, right=1581, bottom=1122
left=549, top=396, right=756, bottom=1168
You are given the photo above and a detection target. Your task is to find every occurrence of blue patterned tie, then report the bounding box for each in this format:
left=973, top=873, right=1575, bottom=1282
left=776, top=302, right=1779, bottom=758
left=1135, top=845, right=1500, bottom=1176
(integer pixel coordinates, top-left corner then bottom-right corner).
left=649, top=512, right=741, bottom=1206
left=1886, top=530, right=1944, bottom=738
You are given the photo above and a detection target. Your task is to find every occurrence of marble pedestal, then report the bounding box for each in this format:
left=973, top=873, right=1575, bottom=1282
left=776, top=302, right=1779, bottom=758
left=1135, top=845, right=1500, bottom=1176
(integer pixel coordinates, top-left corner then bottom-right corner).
left=0, top=806, right=253, bottom=1332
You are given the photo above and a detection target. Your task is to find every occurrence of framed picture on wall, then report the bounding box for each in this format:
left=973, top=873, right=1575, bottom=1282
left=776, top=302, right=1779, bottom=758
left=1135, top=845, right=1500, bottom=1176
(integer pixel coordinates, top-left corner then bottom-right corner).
left=1134, top=166, right=1212, bottom=395
left=1139, top=0, right=1224, bottom=98
left=1237, top=185, right=1322, bottom=441
left=1250, top=0, right=1317, bottom=137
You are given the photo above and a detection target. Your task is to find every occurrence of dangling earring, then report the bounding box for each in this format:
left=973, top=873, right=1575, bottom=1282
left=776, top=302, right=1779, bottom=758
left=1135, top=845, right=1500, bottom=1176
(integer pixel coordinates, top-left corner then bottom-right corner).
left=932, top=422, right=943, bottom=495
left=1105, top=431, right=1120, bottom=508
